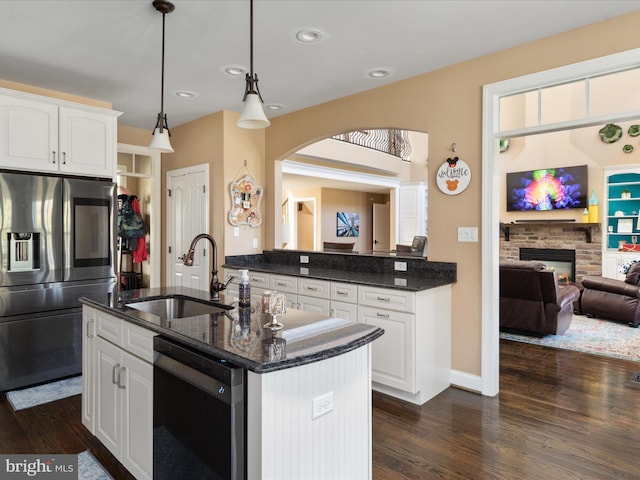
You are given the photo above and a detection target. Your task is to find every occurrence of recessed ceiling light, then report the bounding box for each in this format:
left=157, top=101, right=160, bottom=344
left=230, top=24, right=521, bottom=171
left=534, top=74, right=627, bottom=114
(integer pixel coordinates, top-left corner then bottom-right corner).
left=294, top=28, right=326, bottom=44
left=173, top=90, right=198, bottom=99
left=367, top=68, right=394, bottom=79
left=222, top=65, right=247, bottom=77
left=265, top=104, right=283, bottom=111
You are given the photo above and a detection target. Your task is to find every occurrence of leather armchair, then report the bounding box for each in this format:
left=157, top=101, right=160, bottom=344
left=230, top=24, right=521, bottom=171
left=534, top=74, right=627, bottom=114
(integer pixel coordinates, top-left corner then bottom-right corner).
left=580, top=263, right=640, bottom=327
left=500, top=260, right=581, bottom=335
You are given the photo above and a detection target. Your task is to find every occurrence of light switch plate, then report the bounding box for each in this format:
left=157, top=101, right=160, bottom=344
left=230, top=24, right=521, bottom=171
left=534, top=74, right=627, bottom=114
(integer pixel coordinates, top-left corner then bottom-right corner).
left=458, top=227, right=478, bottom=242
left=300, top=255, right=309, bottom=264
left=252, top=238, right=258, bottom=248
left=233, top=227, right=240, bottom=237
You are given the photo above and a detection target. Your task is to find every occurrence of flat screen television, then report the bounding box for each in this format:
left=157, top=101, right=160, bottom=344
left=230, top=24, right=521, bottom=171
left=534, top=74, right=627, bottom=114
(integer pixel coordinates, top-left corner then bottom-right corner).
left=506, top=164, right=588, bottom=212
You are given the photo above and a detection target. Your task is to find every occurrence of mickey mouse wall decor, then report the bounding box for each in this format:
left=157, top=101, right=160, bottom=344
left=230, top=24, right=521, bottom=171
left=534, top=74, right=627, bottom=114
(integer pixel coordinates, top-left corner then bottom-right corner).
left=436, top=156, right=471, bottom=195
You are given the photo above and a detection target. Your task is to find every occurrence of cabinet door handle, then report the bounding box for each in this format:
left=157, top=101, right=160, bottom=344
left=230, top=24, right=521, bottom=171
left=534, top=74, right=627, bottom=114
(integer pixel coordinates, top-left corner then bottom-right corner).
left=86, top=319, right=94, bottom=338
left=306, top=286, right=318, bottom=291
left=117, top=366, right=126, bottom=389
left=336, top=290, right=348, bottom=296
left=376, top=296, right=391, bottom=302
left=51, top=151, right=56, bottom=164
left=62, top=152, right=66, bottom=164
left=276, top=281, right=287, bottom=286
left=376, top=312, right=390, bottom=318
left=112, top=363, right=120, bottom=385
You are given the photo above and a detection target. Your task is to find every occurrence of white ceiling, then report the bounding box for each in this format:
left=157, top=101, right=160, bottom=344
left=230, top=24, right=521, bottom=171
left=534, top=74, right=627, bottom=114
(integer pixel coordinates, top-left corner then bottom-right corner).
left=2, top=1, right=640, bottom=131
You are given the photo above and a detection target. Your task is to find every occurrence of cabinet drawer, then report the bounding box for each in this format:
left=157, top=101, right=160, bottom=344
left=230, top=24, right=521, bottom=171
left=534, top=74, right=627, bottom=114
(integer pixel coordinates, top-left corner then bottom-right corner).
left=298, top=278, right=330, bottom=299
left=248, top=271, right=270, bottom=289
left=358, top=285, right=415, bottom=313
left=330, top=282, right=358, bottom=304
left=122, top=322, right=156, bottom=363
left=270, top=274, right=298, bottom=294
left=96, top=311, right=122, bottom=344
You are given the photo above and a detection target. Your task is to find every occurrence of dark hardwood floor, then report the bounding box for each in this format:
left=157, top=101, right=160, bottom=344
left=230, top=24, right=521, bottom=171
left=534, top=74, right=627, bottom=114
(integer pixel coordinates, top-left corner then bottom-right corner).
left=1, top=340, right=639, bottom=479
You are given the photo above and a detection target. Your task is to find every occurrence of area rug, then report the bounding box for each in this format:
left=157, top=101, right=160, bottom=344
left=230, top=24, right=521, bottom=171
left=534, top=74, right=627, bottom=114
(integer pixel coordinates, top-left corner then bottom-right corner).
left=500, top=315, right=640, bottom=362
left=78, top=451, right=113, bottom=480
left=6, top=375, right=82, bottom=411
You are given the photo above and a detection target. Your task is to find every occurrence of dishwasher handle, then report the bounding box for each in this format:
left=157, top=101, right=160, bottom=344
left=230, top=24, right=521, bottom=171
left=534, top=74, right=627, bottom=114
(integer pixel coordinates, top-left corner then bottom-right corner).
left=154, top=352, right=237, bottom=405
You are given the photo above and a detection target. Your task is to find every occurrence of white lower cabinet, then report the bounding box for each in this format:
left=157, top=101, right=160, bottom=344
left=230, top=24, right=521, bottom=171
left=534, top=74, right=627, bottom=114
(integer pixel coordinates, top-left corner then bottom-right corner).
left=297, top=295, right=331, bottom=315
left=601, top=251, right=640, bottom=280
left=83, top=306, right=155, bottom=480
left=358, top=284, right=451, bottom=405
left=82, top=307, right=97, bottom=432
left=359, top=305, right=415, bottom=392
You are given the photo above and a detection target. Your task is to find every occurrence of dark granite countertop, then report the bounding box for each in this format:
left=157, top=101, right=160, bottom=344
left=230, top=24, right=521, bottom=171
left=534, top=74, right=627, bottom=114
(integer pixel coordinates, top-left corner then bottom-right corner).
left=223, top=250, right=456, bottom=291
left=80, top=286, right=383, bottom=374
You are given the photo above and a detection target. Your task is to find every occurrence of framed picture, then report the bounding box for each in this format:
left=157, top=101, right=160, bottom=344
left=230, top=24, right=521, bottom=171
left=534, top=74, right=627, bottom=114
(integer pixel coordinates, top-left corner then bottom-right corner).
left=618, top=218, right=634, bottom=233
left=337, top=212, right=359, bottom=237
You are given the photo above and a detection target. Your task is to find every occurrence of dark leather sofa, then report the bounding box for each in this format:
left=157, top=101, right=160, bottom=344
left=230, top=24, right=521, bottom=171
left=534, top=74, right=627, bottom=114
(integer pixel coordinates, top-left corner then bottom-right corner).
left=580, top=262, right=640, bottom=327
left=500, top=260, right=581, bottom=335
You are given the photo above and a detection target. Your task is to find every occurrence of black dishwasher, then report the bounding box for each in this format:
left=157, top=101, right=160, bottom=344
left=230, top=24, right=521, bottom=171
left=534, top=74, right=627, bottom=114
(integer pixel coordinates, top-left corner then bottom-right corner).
left=153, top=336, right=245, bottom=480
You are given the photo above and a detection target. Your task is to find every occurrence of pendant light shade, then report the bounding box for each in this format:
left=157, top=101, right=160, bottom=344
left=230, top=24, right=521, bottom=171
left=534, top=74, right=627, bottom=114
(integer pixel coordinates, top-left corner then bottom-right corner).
left=238, top=0, right=270, bottom=129
left=237, top=92, right=270, bottom=129
left=149, top=125, right=173, bottom=152
left=149, top=0, right=175, bottom=152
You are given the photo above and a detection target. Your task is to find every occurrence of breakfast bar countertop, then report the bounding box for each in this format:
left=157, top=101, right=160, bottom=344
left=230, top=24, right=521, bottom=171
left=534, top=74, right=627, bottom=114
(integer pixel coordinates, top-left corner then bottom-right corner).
left=223, top=249, right=457, bottom=291
left=80, top=286, right=383, bottom=374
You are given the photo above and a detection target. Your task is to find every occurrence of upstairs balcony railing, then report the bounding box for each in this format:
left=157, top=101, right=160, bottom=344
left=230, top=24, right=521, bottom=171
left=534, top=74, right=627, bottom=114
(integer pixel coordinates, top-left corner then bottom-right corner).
left=332, top=129, right=412, bottom=161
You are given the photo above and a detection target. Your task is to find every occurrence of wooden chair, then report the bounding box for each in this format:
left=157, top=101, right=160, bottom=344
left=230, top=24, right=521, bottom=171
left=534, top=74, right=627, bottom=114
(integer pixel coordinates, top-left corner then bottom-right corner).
left=323, top=241, right=355, bottom=253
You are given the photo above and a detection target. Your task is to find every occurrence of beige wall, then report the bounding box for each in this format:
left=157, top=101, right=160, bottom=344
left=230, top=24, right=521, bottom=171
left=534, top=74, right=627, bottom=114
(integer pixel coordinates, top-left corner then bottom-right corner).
left=263, top=11, right=640, bottom=376
left=112, top=12, right=640, bottom=379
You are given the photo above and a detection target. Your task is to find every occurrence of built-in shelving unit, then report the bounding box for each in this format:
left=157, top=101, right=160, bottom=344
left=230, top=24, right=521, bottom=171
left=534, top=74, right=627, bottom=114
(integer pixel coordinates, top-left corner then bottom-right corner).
left=500, top=222, right=599, bottom=243
left=602, top=165, right=640, bottom=279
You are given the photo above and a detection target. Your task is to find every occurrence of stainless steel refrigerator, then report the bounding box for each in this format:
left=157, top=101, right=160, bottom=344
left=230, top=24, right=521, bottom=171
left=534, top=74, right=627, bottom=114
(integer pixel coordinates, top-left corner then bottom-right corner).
left=0, top=171, right=117, bottom=392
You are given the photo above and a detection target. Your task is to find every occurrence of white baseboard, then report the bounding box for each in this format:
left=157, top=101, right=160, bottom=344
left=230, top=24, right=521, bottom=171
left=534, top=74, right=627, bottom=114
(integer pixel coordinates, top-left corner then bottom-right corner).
left=450, top=369, right=482, bottom=394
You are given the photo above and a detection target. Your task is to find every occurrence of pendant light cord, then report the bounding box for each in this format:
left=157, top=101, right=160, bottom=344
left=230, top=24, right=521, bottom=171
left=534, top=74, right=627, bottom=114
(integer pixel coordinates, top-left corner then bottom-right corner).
left=249, top=0, right=254, bottom=78
left=160, top=10, right=166, bottom=127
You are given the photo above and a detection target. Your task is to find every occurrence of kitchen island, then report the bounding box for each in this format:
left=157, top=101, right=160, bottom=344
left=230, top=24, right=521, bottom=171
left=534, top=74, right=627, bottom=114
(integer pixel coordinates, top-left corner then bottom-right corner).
left=80, top=286, right=383, bottom=480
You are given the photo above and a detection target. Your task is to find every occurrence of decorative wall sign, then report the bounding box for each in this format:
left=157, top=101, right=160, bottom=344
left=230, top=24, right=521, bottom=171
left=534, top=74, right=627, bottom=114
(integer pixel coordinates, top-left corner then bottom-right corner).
left=337, top=212, right=359, bottom=237
left=228, top=174, right=263, bottom=227
left=436, top=156, right=471, bottom=195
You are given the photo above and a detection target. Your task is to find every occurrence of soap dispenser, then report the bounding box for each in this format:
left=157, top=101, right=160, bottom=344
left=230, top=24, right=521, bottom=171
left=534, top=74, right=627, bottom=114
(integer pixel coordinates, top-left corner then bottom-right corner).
left=238, top=269, right=251, bottom=306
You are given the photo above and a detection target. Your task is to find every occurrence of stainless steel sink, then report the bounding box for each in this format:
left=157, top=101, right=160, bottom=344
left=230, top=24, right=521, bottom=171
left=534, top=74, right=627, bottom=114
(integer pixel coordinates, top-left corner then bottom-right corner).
left=125, top=296, right=229, bottom=319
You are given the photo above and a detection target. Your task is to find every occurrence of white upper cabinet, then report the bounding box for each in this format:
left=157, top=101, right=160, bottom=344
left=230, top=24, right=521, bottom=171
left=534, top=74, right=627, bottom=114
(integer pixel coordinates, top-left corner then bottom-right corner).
left=59, top=107, right=115, bottom=176
left=0, top=88, right=119, bottom=178
left=0, top=95, right=58, bottom=172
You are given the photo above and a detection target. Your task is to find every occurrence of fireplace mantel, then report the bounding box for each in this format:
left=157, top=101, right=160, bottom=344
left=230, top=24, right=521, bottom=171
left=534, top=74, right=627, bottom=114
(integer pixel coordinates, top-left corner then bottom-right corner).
left=500, top=222, right=599, bottom=243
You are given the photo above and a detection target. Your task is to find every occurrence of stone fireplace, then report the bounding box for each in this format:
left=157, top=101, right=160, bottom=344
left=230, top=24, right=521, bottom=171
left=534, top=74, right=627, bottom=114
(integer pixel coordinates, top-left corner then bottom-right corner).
left=520, top=247, right=576, bottom=283
left=499, top=222, right=602, bottom=284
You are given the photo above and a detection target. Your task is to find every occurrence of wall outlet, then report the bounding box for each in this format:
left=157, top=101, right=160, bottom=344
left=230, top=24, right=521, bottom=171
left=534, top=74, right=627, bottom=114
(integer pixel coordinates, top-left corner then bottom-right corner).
left=233, top=227, right=240, bottom=237
left=394, top=278, right=407, bottom=287
left=300, top=255, right=309, bottom=264
left=312, top=392, right=333, bottom=419
left=458, top=227, right=478, bottom=242
left=394, top=261, right=407, bottom=271
left=252, top=238, right=258, bottom=248
left=300, top=267, right=309, bottom=275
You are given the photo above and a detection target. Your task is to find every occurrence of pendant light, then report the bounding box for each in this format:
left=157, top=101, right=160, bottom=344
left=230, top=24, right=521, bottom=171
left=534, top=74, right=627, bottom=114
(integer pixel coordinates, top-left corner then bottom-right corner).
left=237, top=0, right=270, bottom=129
left=149, top=0, right=175, bottom=152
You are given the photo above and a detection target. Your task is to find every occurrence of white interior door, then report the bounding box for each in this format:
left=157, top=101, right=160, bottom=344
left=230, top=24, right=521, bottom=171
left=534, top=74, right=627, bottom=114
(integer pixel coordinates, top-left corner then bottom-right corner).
left=166, top=165, right=209, bottom=290
left=373, top=203, right=390, bottom=251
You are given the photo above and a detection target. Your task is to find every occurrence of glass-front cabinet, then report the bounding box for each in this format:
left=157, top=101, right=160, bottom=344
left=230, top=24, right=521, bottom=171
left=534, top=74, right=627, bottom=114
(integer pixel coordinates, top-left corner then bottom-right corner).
left=602, top=165, right=640, bottom=279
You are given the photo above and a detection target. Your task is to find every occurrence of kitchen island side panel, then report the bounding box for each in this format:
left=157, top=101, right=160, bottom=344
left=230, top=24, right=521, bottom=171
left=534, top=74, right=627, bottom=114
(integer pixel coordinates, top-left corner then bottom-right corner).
left=247, top=345, right=372, bottom=480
